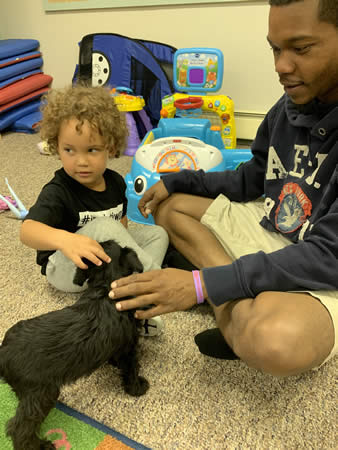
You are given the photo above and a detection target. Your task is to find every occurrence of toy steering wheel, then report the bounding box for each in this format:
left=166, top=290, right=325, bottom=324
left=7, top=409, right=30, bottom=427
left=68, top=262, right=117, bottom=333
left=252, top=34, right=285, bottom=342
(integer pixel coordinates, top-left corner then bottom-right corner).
left=174, top=96, right=203, bottom=110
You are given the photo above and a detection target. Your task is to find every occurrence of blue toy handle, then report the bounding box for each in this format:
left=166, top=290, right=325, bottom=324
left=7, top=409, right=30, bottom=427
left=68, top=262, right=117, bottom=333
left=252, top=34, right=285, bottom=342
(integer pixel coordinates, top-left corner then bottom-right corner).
left=0, top=179, right=28, bottom=219
left=5, top=178, right=26, bottom=212
left=116, top=86, right=134, bottom=94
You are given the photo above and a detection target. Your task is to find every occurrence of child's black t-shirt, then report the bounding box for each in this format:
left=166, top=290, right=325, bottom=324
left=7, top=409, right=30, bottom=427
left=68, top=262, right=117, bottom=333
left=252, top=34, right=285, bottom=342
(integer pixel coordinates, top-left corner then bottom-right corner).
left=25, top=168, right=127, bottom=274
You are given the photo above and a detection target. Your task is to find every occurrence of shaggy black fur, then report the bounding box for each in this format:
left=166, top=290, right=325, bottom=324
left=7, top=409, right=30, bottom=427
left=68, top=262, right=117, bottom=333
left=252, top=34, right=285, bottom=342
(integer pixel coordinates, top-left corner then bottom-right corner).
left=0, top=240, right=149, bottom=450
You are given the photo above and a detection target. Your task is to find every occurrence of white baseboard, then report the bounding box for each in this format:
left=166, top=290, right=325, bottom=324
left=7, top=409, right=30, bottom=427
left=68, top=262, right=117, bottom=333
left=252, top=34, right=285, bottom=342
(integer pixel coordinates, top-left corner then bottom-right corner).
left=235, top=111, right=266, bottom=141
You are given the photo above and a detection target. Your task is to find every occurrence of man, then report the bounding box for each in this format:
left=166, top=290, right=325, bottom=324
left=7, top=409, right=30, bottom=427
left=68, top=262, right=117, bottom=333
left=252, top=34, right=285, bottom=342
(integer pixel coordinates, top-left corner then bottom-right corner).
left=109, top=0, right=338, bottom=376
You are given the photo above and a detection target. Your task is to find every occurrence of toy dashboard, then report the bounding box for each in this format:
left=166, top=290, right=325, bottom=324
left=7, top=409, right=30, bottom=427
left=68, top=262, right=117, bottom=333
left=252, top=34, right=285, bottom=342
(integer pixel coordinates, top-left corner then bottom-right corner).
left=125, top=118, right=252, bottom=225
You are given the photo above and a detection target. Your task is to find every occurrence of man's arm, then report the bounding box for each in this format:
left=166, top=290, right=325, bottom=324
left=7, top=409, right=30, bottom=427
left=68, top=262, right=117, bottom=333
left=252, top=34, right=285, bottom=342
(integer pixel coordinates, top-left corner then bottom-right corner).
left=203, top=199, right=338, bottom=305
left=161, top=118, right=271, bottom=202
left=162, top=159, right=266, bottom=203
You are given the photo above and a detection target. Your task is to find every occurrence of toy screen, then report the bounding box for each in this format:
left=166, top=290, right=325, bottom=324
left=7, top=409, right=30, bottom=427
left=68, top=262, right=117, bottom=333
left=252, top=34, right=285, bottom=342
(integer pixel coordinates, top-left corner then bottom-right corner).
left=175, top=51, right=220, bottom=91
left=189, top=68, right=205, bottom=85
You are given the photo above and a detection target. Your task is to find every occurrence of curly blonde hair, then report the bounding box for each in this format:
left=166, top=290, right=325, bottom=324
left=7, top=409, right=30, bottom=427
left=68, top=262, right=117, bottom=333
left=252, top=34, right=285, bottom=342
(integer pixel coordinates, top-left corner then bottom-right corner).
left=40, top=85, right=128, bottom=157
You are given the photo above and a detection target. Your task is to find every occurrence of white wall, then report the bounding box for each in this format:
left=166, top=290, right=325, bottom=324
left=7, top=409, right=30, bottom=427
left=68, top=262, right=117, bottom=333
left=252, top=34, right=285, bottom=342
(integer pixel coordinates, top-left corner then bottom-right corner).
left=1, top=1, right=283, bottom=139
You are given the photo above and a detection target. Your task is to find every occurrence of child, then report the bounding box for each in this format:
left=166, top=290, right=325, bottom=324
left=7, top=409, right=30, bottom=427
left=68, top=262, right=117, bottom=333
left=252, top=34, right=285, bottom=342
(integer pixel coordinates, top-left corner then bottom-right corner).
left=20, top=85, right=168, bottom=334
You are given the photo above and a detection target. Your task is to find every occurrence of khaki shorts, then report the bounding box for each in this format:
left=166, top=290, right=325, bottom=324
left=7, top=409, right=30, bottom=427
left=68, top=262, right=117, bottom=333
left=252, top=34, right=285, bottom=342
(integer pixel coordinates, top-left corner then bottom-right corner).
left=201, top=194, right=338, bottom=368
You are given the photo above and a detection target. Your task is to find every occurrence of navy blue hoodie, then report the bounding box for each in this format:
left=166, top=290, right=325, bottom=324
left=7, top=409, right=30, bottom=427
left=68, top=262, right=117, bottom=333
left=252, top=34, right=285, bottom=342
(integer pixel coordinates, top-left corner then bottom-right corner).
left=162, top=95, right=338, bottom=306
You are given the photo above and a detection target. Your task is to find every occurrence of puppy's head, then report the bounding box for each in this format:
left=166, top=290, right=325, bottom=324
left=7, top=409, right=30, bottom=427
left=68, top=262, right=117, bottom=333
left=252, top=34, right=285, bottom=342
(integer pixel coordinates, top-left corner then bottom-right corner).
left=73, top=240, right=143, bottom=288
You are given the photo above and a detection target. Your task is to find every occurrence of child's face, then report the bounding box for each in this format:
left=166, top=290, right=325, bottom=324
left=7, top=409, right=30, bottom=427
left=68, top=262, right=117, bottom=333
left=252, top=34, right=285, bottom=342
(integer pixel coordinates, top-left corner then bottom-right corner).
left=57, top=118, right=114, bottom=191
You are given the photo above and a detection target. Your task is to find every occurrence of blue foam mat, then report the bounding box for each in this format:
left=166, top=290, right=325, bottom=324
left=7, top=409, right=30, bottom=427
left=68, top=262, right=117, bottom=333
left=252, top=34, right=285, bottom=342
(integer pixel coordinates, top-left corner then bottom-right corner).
left=0, top=39, right=39, bottom=59
left=0, top=99, right=41, bottom=131
left=10, top=110, right=42, bottom=133
left=0, top=50, right=42, bottom=68
left=0, top=57, right=43, bottom=82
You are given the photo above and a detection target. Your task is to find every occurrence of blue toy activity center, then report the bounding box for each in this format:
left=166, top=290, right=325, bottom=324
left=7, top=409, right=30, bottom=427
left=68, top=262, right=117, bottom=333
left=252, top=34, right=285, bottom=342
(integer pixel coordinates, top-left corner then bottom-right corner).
left=125, top=48, right=253, bottom=225
left=161, top=47, right=237, bottom=149
left=126, top=118, right=252, bottom=225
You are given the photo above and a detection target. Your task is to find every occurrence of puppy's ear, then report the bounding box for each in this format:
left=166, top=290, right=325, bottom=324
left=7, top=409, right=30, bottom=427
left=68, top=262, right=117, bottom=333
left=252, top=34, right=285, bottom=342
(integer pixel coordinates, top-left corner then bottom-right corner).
left=73, top=258, right=94, bottom=286
left=120, top=247, right=143, bottom=274
left=73, top=266, right=89, bottom=286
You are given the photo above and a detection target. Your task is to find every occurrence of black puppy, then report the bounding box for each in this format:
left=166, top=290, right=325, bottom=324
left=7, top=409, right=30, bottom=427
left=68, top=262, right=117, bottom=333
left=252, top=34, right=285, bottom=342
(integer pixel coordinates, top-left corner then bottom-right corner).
left=0, top=240, right=149, bottom=450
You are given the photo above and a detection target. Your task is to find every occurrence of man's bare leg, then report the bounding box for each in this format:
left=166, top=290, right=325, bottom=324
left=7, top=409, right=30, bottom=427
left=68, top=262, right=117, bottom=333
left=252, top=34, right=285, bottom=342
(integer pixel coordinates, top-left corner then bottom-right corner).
left=155, top=193, right=335, bottom=375
left=155, top=193, right=239, bottom=359
left=211, top=292, right=334, bottom=375
left=154, top=193, right=231, bottom=268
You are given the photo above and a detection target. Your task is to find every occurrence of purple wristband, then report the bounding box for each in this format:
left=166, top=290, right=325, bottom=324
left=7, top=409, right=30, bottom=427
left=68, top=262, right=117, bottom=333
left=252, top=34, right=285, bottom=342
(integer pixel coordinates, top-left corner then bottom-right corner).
left=192, top=270, right=205, bottom=304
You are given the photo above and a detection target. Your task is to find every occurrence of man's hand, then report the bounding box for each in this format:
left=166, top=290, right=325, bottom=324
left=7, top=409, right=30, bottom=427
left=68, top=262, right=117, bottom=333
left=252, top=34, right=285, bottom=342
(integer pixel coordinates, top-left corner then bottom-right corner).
left=109, top=268, right=199, bottom=319
left=58, top=233, right=111, bottom=269
left=138, top=180, right=170, bottom=218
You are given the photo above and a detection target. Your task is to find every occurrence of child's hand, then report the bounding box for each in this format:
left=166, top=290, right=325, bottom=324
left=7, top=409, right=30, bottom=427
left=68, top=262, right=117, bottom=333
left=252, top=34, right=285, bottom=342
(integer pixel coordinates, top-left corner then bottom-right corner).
left=58, top=233, right=111, bottom=269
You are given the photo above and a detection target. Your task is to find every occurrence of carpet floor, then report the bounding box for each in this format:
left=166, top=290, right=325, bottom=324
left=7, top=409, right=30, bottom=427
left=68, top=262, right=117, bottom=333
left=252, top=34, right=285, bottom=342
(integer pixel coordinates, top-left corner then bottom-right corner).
left=0, top=131, right=337, bottom=449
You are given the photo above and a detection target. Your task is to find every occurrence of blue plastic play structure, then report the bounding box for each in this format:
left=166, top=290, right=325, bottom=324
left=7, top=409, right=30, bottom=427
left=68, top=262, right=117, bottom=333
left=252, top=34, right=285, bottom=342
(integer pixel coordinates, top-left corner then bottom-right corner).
left=74, top=33, right=177, bottom=126
left=126, top=118, right=252, bottom=225
left=125, top=47, right=252, bottom=225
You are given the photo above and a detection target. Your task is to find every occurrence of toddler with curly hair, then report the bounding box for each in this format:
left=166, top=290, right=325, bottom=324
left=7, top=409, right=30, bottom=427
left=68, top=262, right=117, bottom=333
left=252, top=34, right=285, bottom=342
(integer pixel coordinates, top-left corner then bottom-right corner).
left=20, top=85, right=168, bottom=323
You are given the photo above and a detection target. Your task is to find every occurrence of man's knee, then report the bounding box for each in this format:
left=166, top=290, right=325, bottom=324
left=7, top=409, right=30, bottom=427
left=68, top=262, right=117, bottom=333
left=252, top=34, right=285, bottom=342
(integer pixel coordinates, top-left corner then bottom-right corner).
left=236, top=318, right=305, bottom=374
left=154, top=194, right=181, bottom=224
left=154, top=193, right=212, bottom=229
left=228, top=292, right=323, bottom=375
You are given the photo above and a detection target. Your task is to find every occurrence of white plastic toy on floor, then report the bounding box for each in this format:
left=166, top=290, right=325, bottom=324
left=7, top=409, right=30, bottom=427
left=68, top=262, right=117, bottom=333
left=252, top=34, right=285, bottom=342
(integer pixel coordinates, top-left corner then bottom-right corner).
left=134, top=135, right=224, bottom=174
left=0, top=178, right=28, bottom=219
left=125, top=118, right=252, bottom=225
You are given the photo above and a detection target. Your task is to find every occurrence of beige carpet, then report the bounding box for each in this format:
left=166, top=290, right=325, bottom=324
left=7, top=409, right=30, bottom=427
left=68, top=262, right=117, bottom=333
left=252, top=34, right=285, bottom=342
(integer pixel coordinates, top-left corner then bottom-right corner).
left=0, top=131, right=337, bottom=450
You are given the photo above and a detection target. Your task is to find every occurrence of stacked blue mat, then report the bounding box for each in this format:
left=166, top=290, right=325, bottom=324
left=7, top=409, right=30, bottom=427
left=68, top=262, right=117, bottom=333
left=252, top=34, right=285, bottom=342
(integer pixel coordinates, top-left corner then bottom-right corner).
left=0, top=39, right=53, bottom=133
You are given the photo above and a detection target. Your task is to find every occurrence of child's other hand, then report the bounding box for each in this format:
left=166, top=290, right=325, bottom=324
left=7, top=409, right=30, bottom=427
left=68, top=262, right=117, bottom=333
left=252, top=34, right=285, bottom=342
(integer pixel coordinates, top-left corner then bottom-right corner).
left=58, top=233, right=111, bottom=269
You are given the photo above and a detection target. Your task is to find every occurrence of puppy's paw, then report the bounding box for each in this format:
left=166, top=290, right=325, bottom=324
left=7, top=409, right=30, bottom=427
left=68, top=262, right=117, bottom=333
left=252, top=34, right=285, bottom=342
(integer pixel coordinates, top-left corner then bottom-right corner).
left=125, top=376, right=149, bottom=397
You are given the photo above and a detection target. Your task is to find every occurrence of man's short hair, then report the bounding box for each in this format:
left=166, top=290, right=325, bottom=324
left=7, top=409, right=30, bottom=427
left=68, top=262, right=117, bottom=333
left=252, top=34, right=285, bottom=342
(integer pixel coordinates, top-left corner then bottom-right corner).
left=268, top=0, right=338, bottom=28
